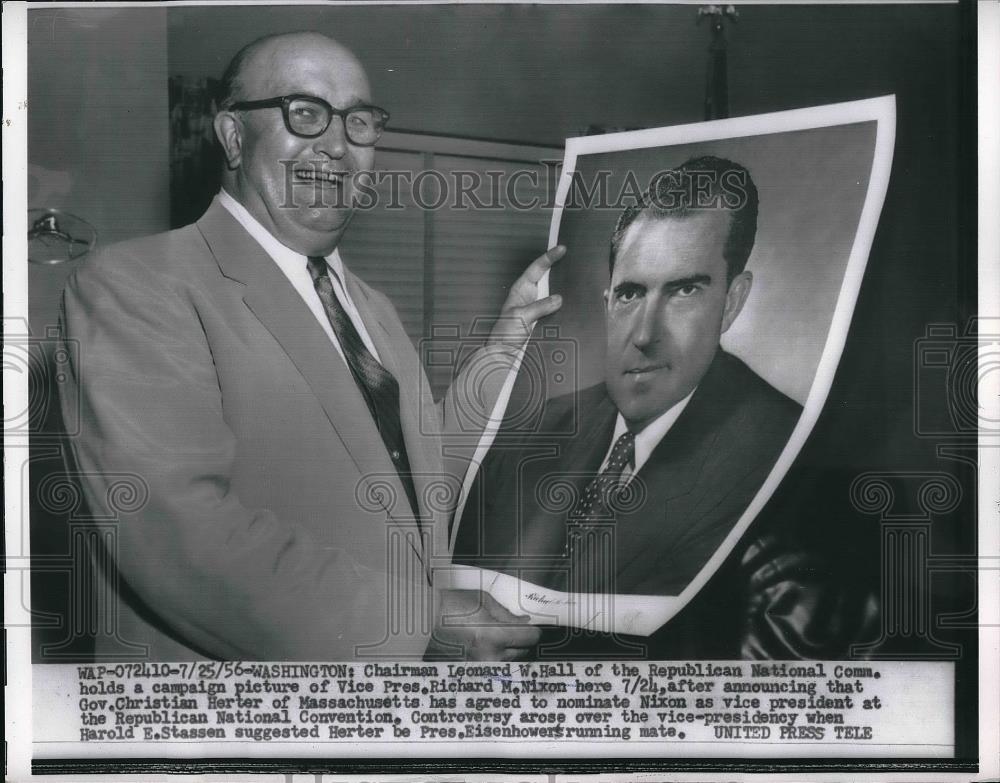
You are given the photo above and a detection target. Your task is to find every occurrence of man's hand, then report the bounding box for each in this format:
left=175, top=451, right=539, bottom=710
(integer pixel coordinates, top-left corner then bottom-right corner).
left=425, top=589, right=541, bottom=661
left=488, top=245, right=566, bottom=347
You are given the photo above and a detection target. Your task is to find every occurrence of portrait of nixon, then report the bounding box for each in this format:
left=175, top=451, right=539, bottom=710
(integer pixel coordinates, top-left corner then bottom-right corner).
left=453, top=156, right=877, bottom=660
left=57, top=32, right=562, bottom=662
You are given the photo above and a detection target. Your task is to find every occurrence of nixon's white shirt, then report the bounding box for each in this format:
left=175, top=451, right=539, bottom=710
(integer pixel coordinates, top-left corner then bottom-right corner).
left=599, top=389, right=697, bottom=481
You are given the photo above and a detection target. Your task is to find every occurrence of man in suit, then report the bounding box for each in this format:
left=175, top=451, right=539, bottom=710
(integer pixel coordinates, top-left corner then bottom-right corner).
left=59, top=32, right=559, bottom=661
left=455, top=156, right=873, bottom=658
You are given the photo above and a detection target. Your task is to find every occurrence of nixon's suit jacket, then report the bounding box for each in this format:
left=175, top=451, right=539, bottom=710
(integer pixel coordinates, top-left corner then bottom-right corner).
left=60, top=198, right=507, bottom=661
left=455, top=351, right=875, bottom=658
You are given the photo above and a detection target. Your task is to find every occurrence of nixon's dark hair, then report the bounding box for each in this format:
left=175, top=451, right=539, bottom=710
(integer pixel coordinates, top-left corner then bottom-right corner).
left=608, top=155, right=759, bottom=282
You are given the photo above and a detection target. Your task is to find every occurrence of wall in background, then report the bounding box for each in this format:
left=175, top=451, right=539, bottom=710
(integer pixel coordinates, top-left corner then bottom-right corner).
left=28, top=7, right=170, bottom=338
left=166, top=4, right=708, bottom=146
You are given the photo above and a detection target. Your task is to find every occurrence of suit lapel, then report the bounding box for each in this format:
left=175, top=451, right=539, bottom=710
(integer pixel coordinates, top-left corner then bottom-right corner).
left=634, top=395, right=722, bottom=501
left=195, top=200, right=423, bottom=543
left=614, top=351, right=734, bottom=586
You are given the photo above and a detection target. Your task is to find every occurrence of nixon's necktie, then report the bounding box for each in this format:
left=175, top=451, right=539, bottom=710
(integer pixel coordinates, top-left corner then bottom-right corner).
left=562, top=430, right=636, bottom=594
left=306, top=256, right=419, bottom=518
left=568, top=430, right=636, bottom=524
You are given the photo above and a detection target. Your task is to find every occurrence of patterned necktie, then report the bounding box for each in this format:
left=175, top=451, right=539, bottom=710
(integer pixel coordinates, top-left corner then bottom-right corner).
left=569, top=430, right=636, bottom=523
left=307, top=256, right=419, bottom=518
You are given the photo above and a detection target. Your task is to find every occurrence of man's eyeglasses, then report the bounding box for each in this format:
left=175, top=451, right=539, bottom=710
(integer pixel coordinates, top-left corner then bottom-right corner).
left=228, top=94, right=389, bottom=146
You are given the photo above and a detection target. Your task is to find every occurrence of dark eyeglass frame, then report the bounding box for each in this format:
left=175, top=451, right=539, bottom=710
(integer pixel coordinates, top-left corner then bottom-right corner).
left=228, top=94, right=390, bottom=146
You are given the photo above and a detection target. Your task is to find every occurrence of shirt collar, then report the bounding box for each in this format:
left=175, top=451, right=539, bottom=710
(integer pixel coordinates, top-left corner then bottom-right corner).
left=610, top=388, right=697, bottom=473
left=217, top=188, right=345, bottom=277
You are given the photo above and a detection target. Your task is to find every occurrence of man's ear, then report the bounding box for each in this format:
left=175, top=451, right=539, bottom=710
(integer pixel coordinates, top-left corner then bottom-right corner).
left=721, top=270, right=753, bottom=334
left=214, top=112, right=243, bottom=170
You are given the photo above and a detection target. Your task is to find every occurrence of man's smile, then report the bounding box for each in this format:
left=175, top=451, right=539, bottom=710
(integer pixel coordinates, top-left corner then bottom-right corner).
left=292, top=166, right=351, bottom=186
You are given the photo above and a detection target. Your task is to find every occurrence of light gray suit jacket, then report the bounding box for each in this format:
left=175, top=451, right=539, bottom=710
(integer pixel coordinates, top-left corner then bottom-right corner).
left=60, top=198, right=509, bottom=660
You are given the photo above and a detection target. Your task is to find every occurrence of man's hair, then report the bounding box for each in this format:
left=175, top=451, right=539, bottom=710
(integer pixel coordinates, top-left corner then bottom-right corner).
left=608, top=155, right=759, bottom=281
left=217, top=34, right=274, bottom=109
left=218, top=32, right=340, bottom=109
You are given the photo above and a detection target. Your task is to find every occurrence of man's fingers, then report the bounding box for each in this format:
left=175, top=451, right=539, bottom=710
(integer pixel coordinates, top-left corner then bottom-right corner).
left=518, top=245, right=566, bottom=286
left=479, top=595, right=541, bottom=647
left=437, top=589, right=489, bottom=624
left=499, top=624, right=542, bottom=650
left=436, top=591, right=541, bottom=659
left=481, top=591, right=531, bottom=623
left=474, top=624, right=541, bottom=656
left=505, top=294, right=562, bottom=324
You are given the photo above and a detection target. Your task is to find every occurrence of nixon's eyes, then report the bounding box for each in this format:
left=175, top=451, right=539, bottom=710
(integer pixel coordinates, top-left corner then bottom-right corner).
left=613, top=284, right=644, bottom=304
left=610, top=278, right=706, bottom=307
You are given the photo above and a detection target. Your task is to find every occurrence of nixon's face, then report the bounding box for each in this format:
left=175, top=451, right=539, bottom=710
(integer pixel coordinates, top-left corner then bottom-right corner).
left=218, top=38, right=375, bottom=256
left=603, top=211, right=751, bottom=431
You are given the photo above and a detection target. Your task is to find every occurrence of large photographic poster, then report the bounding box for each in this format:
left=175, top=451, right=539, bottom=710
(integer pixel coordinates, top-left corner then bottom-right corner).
left=3, top=2, right=995, bottom=782
left=447, top=100, right=893, bottom=643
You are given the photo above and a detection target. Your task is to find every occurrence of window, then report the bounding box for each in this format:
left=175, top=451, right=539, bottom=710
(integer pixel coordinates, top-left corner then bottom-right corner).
left=340, top=131, right=559, bottom=398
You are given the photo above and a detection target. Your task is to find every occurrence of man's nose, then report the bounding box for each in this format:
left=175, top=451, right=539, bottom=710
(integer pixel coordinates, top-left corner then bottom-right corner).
left=631, top=300, right=662, bottom=349
left=313, top=116, right=349, bottom=158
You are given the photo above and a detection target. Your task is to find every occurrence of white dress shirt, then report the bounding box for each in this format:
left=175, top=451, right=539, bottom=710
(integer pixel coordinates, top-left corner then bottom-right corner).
left=598, top=389, right=697, bottom=482
left=218, top=189, right=381, bottom=364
